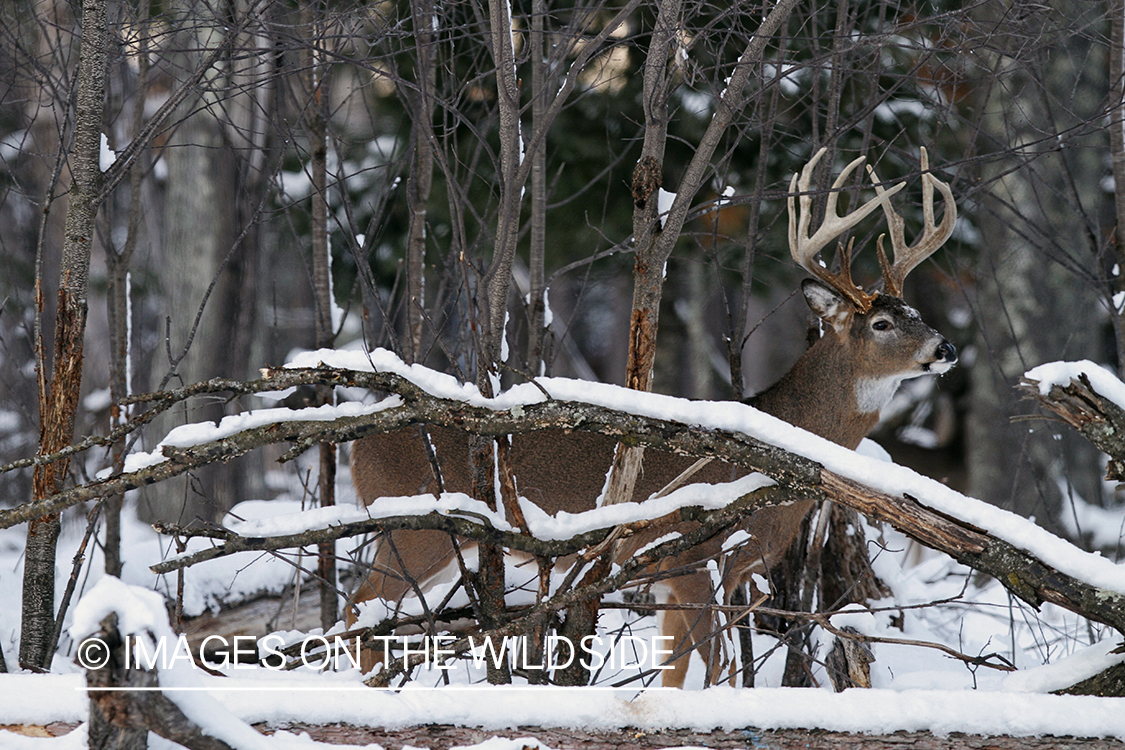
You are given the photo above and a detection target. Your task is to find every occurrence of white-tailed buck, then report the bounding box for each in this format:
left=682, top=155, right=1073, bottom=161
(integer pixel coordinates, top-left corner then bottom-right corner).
left=348, top=148, right=958, bottom=686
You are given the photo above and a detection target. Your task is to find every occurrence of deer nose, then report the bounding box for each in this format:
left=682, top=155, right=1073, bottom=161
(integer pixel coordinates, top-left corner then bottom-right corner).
left=936, top=340, right=957, bottom=363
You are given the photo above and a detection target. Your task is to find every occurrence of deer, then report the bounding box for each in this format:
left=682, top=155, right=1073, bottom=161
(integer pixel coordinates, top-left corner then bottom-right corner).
left=346, top=147, right=958, bottom=687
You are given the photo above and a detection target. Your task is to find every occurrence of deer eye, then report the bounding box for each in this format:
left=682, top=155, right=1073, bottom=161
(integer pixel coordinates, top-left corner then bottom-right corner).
left=872, top=319, right=892, bottom=331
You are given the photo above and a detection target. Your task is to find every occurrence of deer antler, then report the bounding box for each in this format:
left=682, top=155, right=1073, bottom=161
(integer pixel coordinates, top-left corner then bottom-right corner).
left=789, top=148, right=905, bottom=312
left=867, top=147, right=957, bottom=298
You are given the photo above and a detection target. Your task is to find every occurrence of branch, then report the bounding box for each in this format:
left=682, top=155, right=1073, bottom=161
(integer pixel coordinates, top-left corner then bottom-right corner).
left=0, top=367, right=818, bottom=529
left=84, top=614, right=237, bottom=750
left=823, top=472, right=1125, bottom=634
left=0, top=366, right=415, bottom=476
left=1019, top=373, right=1125, bottom=480
left=93, top=1, right=266, bottom=209
left=149, top=507, right=624, bottom=574
left=363, top=483, right=794, bottom=686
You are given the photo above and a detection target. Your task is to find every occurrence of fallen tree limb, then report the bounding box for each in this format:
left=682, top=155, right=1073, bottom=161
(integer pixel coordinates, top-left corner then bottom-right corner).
left=6, top=364, right=1124, bottom=643
left=149, top=482, right=787, bottom=575
left=84, top=613, right=236, bottom=750
left=0, top=367, right=818, bottom=528
left=823, top=472, right=1125, bottom=634
left=360, top=483, right=796, bottom=686
left=1019, top=372, right=1125, bottom=481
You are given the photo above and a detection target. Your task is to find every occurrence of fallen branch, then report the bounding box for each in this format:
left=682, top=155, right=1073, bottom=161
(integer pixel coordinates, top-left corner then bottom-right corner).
left=1019, top=372, right=1125, bottom=480
left=83, top=613, right=236, bottom=750
left=6, top=363, right=1124, bottom=644
left=0, top=366, right=818, bottom=529
left=823, top=472, right=1125, bottom=634
left=362, top=484, right=794, bottom=686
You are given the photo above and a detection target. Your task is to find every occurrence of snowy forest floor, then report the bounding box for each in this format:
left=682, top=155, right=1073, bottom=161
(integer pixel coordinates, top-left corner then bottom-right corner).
left=6, top=722, right=1125, bottom=748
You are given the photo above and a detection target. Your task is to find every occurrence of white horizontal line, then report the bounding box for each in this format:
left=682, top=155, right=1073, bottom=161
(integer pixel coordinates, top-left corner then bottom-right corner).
left=79, top=686, right=671, bottom=692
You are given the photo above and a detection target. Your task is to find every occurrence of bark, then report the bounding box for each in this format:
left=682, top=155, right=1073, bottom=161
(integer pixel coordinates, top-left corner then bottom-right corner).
left=606, top=0, right=801, bottom=505
left=1055, top=659, right=1125, bottom=697
left=478, top=0, right=523, bottom=370
left=104, top=7, right=150, bottom=579
left=526, top=0, right=550, bottom=376
left=22, top=0, right=107, bottom=671
left=255, top=724, right=1125, bottom=750
left=83, top=614, right=237, bottom=750
left=141, top=1, right=264, bottom=526
left=1018, top=372, right=1125, bottom=482
left=403, top=0, right=437, bottom=364
left=469, top=0, right=532, bottom=683
left=622, top=0, right=802, bottom=391
left=1110, top=0, right=1125, bottom=374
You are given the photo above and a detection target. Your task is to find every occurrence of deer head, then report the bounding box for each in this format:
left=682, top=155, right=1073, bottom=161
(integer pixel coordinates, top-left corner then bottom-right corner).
left=753, top=147, right=958, bottom=449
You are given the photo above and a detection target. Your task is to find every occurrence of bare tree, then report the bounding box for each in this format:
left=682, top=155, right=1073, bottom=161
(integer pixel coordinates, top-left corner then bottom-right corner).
left=22, top=0, right=108, bottom=670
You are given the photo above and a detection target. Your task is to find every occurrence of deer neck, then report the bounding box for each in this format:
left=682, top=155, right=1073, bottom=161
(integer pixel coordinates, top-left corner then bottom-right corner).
left=748, top=332, right=882, bottom=450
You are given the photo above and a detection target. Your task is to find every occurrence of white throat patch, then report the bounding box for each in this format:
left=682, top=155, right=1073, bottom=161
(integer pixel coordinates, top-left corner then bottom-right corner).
left=854, top=375, right=904, bottom=414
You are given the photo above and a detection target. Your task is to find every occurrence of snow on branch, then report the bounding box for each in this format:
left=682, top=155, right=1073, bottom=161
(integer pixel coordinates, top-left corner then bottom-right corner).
left=150, top=483, right=770, bottom=576
left=1021, top=360, right=1125, bottom=481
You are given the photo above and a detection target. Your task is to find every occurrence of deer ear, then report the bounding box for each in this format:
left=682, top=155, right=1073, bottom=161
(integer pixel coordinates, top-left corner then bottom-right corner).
left=802, top=278, right=853, bottom=332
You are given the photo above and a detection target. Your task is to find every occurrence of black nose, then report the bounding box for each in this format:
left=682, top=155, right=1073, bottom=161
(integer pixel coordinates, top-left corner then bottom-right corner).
left=936, top=341, right=957, bottom=362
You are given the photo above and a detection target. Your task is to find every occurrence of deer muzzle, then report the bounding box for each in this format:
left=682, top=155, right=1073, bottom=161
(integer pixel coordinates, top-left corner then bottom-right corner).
left=926, top=339, right=958, bottom=373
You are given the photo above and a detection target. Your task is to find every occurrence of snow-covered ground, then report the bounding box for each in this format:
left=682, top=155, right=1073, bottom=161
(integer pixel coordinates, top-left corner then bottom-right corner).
left=2, top=353, right=1125, bottom=748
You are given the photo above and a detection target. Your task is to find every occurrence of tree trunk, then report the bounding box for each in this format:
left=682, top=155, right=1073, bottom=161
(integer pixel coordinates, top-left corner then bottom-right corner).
left=140, top=6, right=256, bottom=526
left=403, top=0, right=436, bottom=365
left=301, top=0, right=339, bottom=635
left=964, top=0, right=1107, bottom=542
left=103, top=9, right=151, bottom=579
left=1108, top=0, right=1125, bottom=376
left=21, top=0, right=108, bottom=671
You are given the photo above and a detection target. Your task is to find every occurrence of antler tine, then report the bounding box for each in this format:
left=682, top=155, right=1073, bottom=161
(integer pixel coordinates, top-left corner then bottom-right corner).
left=868, top=147, right=957, bottom=298
left=788, top=148, right=906, bottom=311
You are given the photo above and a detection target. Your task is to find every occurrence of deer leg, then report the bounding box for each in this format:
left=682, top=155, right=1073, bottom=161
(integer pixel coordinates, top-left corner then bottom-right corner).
left=660, top=572, right=722, bottom=688
left=657, top=589, right=692, bottom=688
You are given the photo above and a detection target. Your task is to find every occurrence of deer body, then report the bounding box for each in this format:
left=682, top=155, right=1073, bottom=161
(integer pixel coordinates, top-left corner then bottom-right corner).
left=348, top=149, right=958, bottom=687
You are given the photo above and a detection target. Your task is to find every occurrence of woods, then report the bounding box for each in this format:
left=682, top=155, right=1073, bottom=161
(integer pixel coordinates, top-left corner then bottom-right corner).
left=2, top=0, right=1125, bottom=744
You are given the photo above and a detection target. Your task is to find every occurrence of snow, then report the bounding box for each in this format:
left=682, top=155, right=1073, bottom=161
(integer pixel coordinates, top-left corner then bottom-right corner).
left=873, top=99, right=930, bottom=123
left=114, top=399, right=395, bottom=474
left=1058, top=490, right=1125, bottom=549
left=762, top=62, right=802, bottom=96
left=63, top=578, right=348, bottom=749
left=1003, top=640, right=1125, bottom=694
left=656, top=188, right=676, bottom=229
left=1025, top=359, right=1125, bottom=412
left=70, top=576, right=176, bottom=644
left=5, top=353, right=1125, bottom=747
left=99, top=133, right=116, bottom=171
left=5, top=671, right=1125, bottom=743
left=215, top=472, right=773, bottom=546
